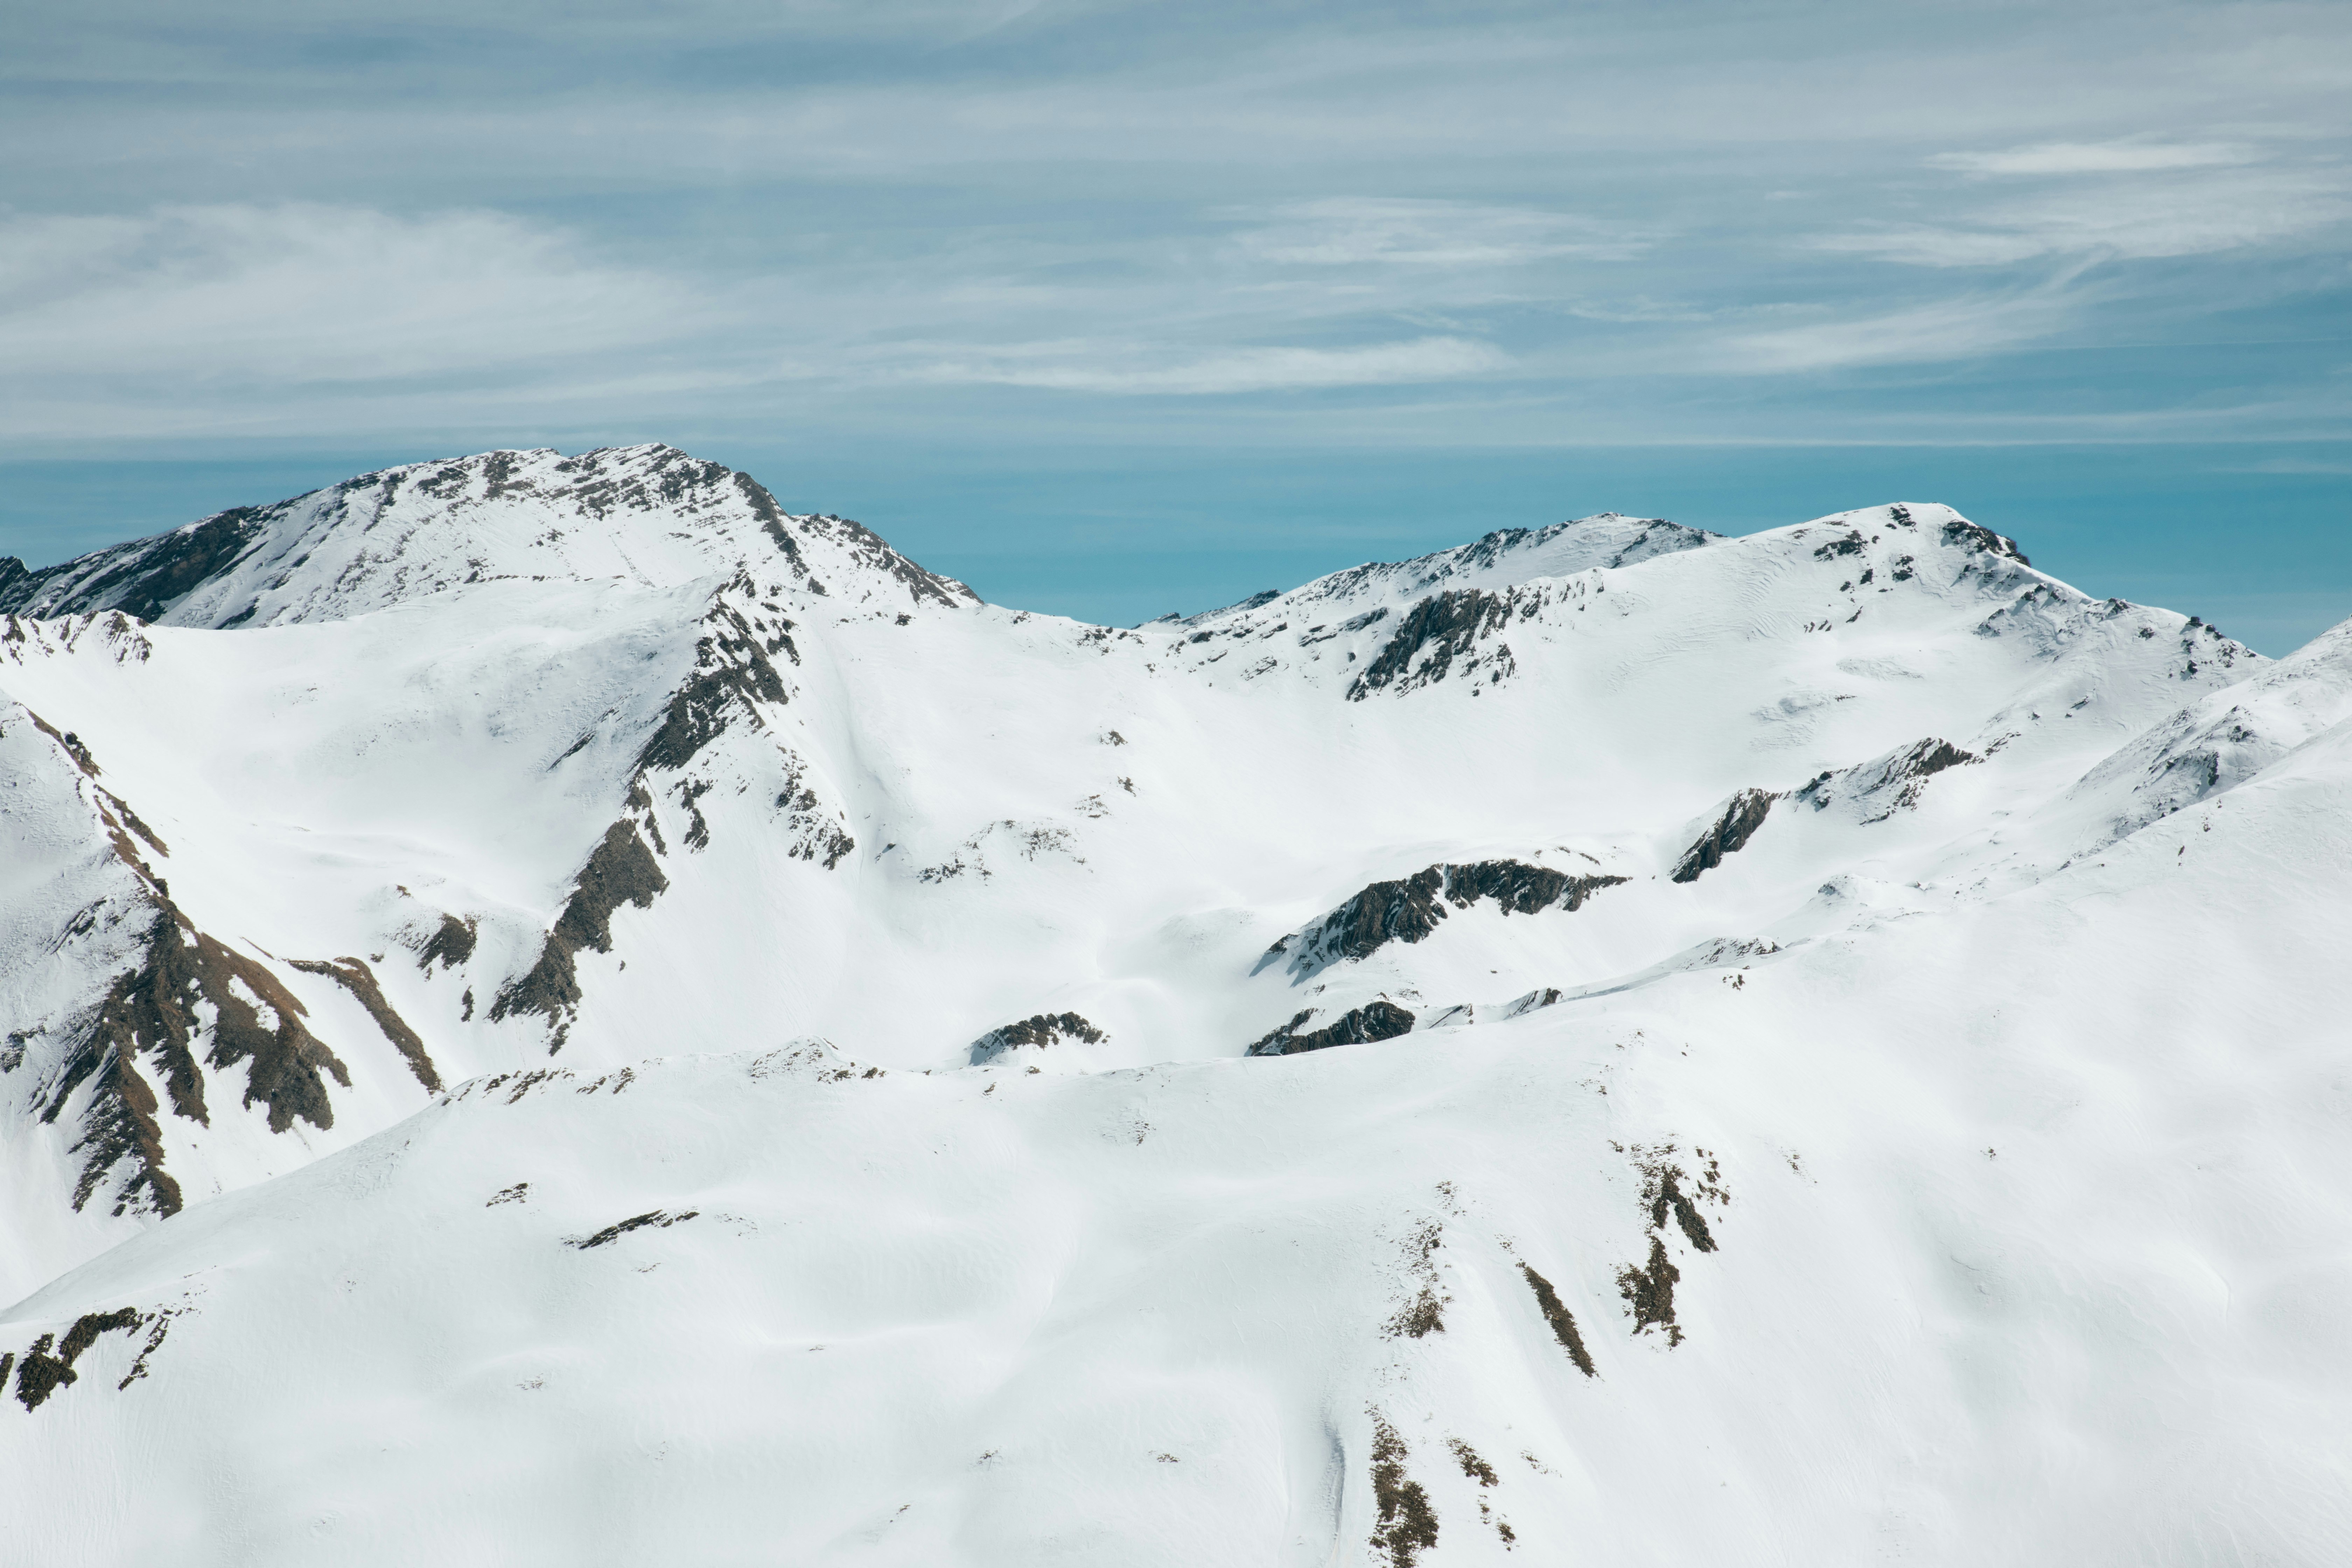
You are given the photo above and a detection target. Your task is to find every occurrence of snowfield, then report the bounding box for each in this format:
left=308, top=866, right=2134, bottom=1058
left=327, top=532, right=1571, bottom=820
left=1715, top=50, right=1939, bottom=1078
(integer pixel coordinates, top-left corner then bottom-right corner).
left=2, top=445, right=2348, bottom=1564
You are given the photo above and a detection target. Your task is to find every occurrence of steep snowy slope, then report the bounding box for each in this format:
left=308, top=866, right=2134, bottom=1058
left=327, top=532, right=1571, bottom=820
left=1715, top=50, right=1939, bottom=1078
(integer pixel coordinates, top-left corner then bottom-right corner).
left=3, top=448, right=2342, bottom=1565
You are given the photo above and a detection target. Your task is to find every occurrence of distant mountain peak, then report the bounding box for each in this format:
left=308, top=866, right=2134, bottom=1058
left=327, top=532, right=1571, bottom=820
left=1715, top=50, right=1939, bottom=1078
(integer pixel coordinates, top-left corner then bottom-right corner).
left=0, top=445, right=979, bottom=629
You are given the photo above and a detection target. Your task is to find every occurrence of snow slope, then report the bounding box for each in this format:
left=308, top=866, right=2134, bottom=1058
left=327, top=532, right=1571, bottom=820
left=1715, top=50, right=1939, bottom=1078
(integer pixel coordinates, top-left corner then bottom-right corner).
left=3, top=450, right=2346, bottom=1564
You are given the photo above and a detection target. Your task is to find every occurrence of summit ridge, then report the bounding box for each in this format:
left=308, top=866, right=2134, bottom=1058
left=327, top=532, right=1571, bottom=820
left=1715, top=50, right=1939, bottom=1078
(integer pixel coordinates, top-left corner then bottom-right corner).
left=2, top=450, right=2345, bottom=1566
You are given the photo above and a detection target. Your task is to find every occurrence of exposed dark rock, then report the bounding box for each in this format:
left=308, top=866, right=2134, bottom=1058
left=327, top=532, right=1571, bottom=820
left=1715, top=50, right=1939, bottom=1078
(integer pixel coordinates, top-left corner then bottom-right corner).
left=113, top=1309, right=175, bottom=1390
left=12, top=1308, right=141, bottom=1411
left=1281, top=860, right=1626, bottom=972
left=1448, top=1438, right=1498, bottom=1486
left=1519, top=1263, right=1597, bottom=1376
left=567, top=1209, right=698, bottom=1250
left=1612, top=1146, right=1726, bottom=1346
left=1644, top=1166, right=1717, bottom=1253
left=1384, top=1218, right=1448, bottom=1338
left=795, top=511, right=980, bottom=608
left=97, top=788, right=168, bottom=858
left=553, top=446, right=730, bottom=521
left=552, top=823, right=670, bottom=963
left=638, top=599, right=792, bottom=774
left=1300, top=517, right=1709, bottom=612
left=490, top=820, right=669, bottom=1040
left=1617, top=1236, right=1683, bottom=1344
left=1246, top=1001, right=1417, bottom=1057
left=677, top=778, right=714, bottom=850
left=417, top=913, right=478, bottom=972
left=21, top=713, right=104, bottom=783
left=1942, top=517, right=2031, bottom=566
left=968, top=1012, right=1106, bottom=1065
left=287, top=958, right=441, bottom=1092
left=1606, top=519, right=1712, bottom=567
left=1347, top=589, right=1515, bottom=700
left=1367, top=1414, right=1440, bottom=1568
left=1502, top=987, right=1565, bottom=1018
left=44, top=901, right=352, bottom=1217
left=732, top=472, right=804, bottom=560
left=0, top=506, right=275, bottom=621
left=1797, top=737, right=1978, bottom=822
left=1671, top=789, right=1777, bottom=883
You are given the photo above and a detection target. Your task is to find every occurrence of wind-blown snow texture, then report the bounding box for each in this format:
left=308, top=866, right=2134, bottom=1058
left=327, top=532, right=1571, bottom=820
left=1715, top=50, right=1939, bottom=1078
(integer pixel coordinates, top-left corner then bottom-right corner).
left=4, top=448, right=2348, bottom=1565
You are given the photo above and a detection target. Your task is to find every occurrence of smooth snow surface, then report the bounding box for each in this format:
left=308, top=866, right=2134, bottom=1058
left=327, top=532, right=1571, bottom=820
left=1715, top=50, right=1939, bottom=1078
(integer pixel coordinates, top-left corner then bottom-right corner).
left=3, top=449, right=2348, bottom=1565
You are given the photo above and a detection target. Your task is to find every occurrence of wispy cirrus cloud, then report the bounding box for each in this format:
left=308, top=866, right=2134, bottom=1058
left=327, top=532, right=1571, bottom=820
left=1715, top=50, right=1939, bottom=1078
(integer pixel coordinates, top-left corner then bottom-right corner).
left=0, top=204, right=698, bottom=387
left=1816, top=152, right=2352, bottom=267
left=1, top=0, right=2348, bottom=458
left=1715, top=284, right=2086, bottom=373
left=903, top=335, right=1509, bottom=395
left=1232, top=198, right=1653, bottom=268
left=1926, top=139, right=2258, bottom=176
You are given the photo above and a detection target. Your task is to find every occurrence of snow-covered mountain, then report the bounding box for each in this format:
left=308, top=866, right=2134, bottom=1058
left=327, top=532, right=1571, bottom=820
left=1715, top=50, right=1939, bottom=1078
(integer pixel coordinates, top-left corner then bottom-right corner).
left=4, top=446, right=2347, bottom=1565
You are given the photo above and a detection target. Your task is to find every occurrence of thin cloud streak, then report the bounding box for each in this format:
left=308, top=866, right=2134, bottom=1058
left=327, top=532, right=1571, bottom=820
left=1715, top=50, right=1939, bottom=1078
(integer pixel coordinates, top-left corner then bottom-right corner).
left=1928, top=139, right=2258, bottom=175
left=1818, top=166, right=2352, bottom=267
left=903, top=337, right=1511, bottom=395
left=0, top=205, right=702, bottom=384
left=1231, top=199, right=1655, bottom=267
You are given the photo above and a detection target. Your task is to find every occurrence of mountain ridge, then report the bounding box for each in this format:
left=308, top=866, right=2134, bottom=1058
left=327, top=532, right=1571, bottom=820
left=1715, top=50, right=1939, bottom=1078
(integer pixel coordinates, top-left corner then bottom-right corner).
left=4, top=447, right=2346, bottom=1566
left=0, top=443, right=979, bottom=630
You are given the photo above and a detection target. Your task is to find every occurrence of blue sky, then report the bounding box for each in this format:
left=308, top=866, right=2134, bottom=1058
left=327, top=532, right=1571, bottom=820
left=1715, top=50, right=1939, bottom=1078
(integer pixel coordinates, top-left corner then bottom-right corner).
left=2, top=1, right=2347, bottom=649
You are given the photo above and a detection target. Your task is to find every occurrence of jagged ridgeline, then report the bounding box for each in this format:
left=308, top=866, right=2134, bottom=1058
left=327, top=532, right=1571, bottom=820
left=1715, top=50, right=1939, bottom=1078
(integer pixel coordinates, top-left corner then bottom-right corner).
left=4, top=451, right=2340, bottom=1566
left=0, top=446, right=979, bottom=628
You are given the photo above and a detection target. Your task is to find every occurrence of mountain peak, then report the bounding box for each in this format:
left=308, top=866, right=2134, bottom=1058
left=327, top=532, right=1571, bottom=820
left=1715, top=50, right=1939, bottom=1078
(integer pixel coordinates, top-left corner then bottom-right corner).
left=0, top=446, right=979, bottom=629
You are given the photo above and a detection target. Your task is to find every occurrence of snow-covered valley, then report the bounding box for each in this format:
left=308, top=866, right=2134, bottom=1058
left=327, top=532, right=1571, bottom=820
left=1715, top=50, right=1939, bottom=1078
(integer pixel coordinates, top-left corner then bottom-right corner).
left=4, top=443, right=2348, bottom=1564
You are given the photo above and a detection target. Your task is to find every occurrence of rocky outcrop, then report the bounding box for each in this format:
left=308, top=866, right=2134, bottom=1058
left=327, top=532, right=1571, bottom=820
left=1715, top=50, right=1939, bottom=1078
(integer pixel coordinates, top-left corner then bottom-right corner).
left=638, top=587, right=795, bottom=774
left=796, top=512, right=981, bottom=609
left=1245, top=1001, right=1418, bottom=1057
left=0, top=507, right=276, bottom=621
left=416, top=913, right=478, bottom=972
left=5, top=706, right=360, bottom=1221
left=1671, top=789, right=1777, bottom=883
left=1347, top=590, right=1517, bottom=700
left=1518, top=1263, right=1597, bottom=1376
left=9, top=1308, right=144, bottom=1411
left=45, top=905, right=351, bottom=1217
left=1795, top=737, right=1977, bottom=823
left=0, top=444, right=978, bottom=629
left=1939, top=514, right=2030, bottom=566
left=287, top=958, right=440, bottom=1092
left=968, top=1012, right=1107, bottom=1065
left=1271, top=860, right=1626, bottom=975
left=490, top=819, right=670, bottom=1046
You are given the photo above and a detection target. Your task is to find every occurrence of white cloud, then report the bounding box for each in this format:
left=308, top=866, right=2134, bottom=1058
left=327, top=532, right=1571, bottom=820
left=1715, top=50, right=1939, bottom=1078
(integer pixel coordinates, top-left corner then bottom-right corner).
left=0, top=204, right=699, bottom=389
left=1816, top=167, right=2352, bottom=267
left=1233, top=199, right=1652, bottom=267
left=1928, top=140, right=2256, bottom=176
left=905, top=335, right=1510, bottom=394
left=1715, top=288, right=2080, bottom=374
